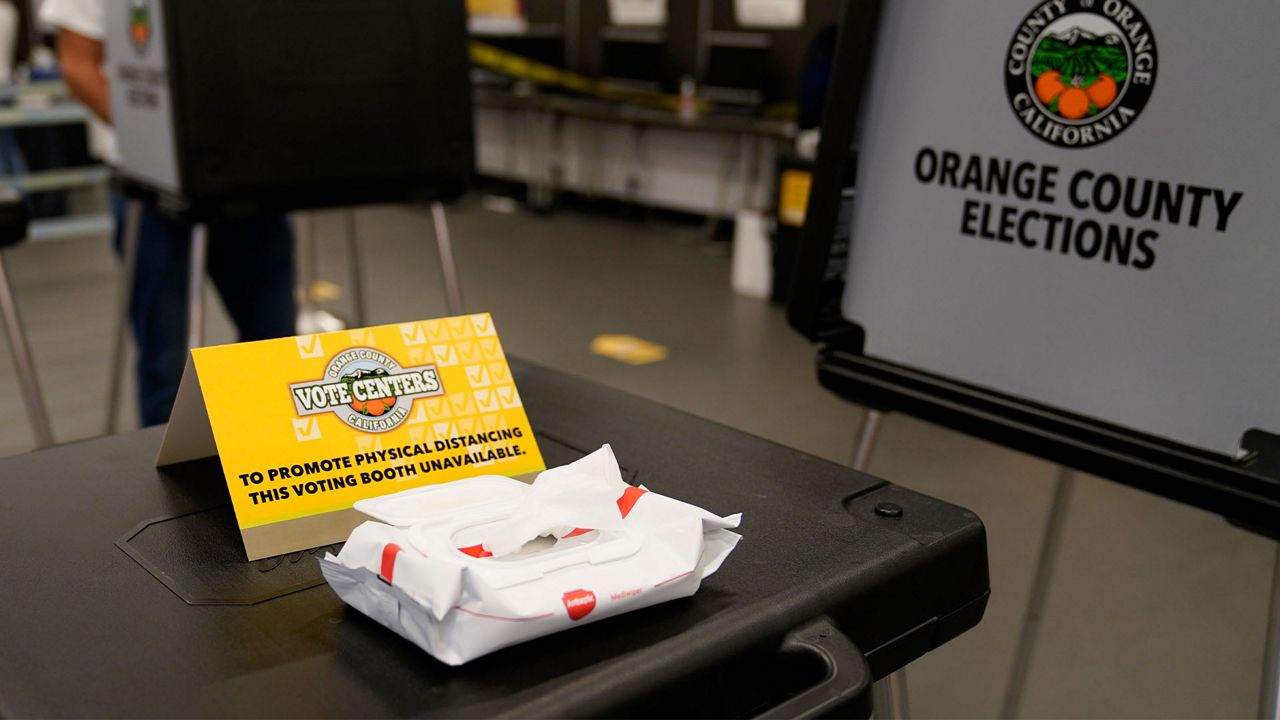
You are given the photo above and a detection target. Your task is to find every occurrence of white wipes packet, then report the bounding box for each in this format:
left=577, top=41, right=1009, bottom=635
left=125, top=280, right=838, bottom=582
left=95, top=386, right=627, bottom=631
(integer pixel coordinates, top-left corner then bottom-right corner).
left=320, top=444, right=742, bottom=666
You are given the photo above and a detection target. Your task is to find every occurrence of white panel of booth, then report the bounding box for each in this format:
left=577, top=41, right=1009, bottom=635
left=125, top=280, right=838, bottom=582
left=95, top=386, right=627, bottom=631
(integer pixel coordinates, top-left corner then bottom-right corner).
left=842, top=0, right=1279, bottom=455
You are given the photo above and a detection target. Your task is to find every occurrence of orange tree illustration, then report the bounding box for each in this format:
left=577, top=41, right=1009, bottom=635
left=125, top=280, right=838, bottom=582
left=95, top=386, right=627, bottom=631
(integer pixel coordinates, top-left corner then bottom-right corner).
left=342, top=370, right=396, bottom=417
left=1031, top=33, right=1127, bottom=120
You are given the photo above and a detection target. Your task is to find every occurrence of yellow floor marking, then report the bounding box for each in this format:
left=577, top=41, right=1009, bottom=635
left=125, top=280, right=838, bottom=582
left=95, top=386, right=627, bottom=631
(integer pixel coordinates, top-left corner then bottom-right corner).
left=590, top=334, right=669, bottom=366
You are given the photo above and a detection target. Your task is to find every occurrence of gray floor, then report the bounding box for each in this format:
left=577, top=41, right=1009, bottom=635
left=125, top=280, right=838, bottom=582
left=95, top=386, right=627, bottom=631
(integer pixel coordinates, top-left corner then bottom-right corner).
left=0, top=199, right=1273, bottom=717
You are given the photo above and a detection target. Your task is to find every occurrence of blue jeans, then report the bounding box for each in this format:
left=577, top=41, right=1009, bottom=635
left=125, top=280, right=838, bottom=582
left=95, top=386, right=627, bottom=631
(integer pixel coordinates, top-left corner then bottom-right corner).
left=112, top=195, right=296, bottom=426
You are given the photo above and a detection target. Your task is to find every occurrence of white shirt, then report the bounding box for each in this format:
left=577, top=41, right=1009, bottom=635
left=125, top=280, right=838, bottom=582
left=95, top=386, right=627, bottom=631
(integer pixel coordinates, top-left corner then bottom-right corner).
left=39, top=0, right=120, bottom=164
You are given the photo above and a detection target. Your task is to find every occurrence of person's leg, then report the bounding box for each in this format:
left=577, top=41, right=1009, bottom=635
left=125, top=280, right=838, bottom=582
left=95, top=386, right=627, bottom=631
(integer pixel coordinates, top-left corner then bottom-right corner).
left=112, top=194, right=193, bottom=426
left=206, top=214, right=296, bottom=341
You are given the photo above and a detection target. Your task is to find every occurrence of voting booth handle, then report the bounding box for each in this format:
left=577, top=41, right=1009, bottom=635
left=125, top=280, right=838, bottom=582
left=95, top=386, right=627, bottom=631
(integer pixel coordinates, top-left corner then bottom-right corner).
left=753, top=616, right=873, bottom=720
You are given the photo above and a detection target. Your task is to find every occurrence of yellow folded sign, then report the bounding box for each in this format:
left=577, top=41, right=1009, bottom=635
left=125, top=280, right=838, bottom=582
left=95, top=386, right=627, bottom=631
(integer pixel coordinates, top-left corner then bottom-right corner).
left=158, top=313, right=545, bottom=560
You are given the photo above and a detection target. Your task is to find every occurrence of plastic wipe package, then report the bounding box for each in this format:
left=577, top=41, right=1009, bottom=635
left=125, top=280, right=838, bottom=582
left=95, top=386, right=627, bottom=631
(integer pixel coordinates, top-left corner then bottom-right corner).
left=320, top=444, right=742, bottom=665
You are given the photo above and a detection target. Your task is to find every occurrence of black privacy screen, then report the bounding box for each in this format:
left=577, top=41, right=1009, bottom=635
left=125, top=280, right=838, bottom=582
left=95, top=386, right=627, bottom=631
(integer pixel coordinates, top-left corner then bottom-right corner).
left=164, top=0, right=473, bottom=209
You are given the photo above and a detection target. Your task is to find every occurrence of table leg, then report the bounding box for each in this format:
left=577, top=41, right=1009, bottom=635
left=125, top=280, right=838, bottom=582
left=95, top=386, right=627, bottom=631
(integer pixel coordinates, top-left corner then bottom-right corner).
left=105, top=198, right=141, bottom=434
left=849, top=409, right=912, bottom=720
left=0, top=249, right=54, bottom=448
left=706, top=133, right=742, bottom=239
left=1260, top=543, right=1280, bottom=719
left=872, top=671, right=911, bottom=720
left=344, top=209, right=367, bottom=327
left=187, top=223, right=207, bottom=351
left=431, top=202, right=463, bottom=316
left=294, top=211, right=317, bottom=319
left=1001, top=466, right=1076, bottom=718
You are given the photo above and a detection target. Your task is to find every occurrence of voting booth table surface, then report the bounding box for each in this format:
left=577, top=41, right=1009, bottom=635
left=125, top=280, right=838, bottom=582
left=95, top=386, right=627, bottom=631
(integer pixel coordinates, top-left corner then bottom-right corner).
left=0, top=360, right=987, bottom=718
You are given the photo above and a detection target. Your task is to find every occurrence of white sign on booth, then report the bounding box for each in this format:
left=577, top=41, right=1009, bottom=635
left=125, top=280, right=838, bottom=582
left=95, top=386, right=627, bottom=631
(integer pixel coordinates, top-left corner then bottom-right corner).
left=843, top=0, right=1279, bottom=455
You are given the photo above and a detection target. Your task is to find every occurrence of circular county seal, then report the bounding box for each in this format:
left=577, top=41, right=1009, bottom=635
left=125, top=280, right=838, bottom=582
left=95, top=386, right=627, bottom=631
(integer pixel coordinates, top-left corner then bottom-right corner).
left=1006, top=0, right=1157, bottom=148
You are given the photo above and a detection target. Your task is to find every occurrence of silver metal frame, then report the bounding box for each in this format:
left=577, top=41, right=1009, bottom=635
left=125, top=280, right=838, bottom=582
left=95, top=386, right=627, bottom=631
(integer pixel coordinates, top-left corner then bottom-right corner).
left=0, top=249, right=54, bottom=448
left=1261, top=544, right=1280, bottom=719
left=186, top=224, right=207, bottom=351
left=431, top=201, right=464, bottom=316
left=850, top=409, right=911, bottom=720
left=1001, top=467, right=1076, bottom=718
left=344, top=209, right=367, bottom=327
left=105, top=199, right=142, bottom=434
left=294, top=211, right=317, bottom=319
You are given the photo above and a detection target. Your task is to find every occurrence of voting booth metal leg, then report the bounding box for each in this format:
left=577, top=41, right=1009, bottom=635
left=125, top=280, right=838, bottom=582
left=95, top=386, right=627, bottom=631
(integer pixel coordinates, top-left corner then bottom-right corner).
left=851, top=408, right=883, bottom=470
left=849, top=409, right=912, bottom=720
left=1001, top=467, right=1076, bottom=719
left=105, top=199, right=142, bottom=435
left=0, top=250, right=54, bottom=449
left=431, top=202, right=463, bottom=316
left=295, top=212, right=317, bottom=318
left=344, top=210, right=367, bottom=327
left=1261, top=544, right=1280, bottom=719
left=187, top=224, right=207, bottom=351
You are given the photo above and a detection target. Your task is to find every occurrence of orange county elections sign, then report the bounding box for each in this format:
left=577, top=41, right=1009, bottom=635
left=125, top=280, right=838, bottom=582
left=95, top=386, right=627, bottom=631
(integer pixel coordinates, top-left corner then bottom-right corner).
left=841, top=0, right=1280, bottom=455
left=157, top=313, right=545, bottom=560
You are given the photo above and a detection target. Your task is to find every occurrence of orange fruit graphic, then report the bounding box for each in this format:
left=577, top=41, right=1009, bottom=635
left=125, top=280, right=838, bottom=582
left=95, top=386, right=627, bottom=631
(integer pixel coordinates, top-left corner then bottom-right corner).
left=1035, top=70, right=1066, bottom=105
left=351, top=397, right=393, bottom=416
left=1087, top=73, right=1118, bottom=109
left=1057, top=88, right=1089, bottom=120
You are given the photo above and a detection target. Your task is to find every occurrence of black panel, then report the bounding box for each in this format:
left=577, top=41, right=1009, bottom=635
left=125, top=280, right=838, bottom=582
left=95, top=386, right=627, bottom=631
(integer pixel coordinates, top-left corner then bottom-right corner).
left=818, top=348, right=1280, bottom=538
left=158, top=0, right=473, bottom=215
left=786, top=0, right=880, bottom=341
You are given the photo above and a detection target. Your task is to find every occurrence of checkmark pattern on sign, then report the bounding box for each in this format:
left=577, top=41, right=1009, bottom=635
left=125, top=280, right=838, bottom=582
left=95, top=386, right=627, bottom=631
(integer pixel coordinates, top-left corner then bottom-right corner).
left=293, top=417, right=322, bottom=441
left=326, top=314, right=522, bottom=457
left=296, top=335, right=324, bottom=359
left=393, top=318, right=517, bottom=450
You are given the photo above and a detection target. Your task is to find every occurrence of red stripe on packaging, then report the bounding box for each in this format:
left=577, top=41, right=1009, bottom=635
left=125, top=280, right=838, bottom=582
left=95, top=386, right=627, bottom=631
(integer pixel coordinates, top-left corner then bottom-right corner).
left=617, top=486, right=647, bottom=517
left=455, top=606, right=555, bottom=622
left=380, top=543, right=402, bottom=583
left=457, top=544, right=494, bottom=558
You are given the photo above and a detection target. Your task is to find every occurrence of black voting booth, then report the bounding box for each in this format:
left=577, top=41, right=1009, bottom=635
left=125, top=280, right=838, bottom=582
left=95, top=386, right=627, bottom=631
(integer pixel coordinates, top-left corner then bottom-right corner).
left=790, top=1, right=1280, bottom=717
left=108, top=0, right=472, bottom=214
left=103, top=0, right=474, bottom=429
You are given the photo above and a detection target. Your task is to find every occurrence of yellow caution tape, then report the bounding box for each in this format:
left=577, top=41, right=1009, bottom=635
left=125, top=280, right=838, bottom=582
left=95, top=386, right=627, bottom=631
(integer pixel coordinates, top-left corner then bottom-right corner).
left=469, top=41, right=798, bottom=120
left=470, top=41, right=708, bottom=113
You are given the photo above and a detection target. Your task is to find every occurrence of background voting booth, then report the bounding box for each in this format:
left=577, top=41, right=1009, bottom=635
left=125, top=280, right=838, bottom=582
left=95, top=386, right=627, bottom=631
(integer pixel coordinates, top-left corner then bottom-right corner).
left=102, top=0, right=475, bottom=432
left=791, top=0, right=1280, bottom=717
